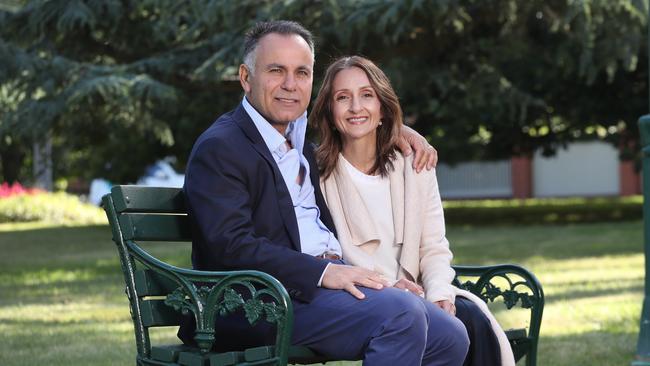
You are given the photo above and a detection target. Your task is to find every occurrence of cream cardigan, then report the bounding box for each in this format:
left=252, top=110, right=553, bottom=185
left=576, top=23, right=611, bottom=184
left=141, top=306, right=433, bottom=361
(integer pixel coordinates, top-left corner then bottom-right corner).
left=320, top=152, right=515, bottom=366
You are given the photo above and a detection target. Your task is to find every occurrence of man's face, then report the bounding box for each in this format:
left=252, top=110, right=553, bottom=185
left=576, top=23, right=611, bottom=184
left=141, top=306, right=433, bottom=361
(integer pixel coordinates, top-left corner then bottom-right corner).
left=239, top=33, right=314, bottom=134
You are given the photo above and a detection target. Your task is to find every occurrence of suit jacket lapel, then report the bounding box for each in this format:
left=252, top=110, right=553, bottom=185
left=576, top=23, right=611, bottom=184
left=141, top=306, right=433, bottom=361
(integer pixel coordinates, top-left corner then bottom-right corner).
left=303, top=143, right=337, bottom=236
left=232, top=104, right=302, bottom=251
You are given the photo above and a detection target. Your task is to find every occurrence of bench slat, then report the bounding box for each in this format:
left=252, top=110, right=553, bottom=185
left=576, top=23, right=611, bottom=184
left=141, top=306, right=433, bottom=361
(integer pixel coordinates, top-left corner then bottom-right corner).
left=209, top=351, right=244, bottom=366
left=140, top=299, right=183, bottom=327
left=151, top=344, right=194, bottom=362
left=119, top=213, right=191, bottom=241
left=504, top=328, right=527, bottom=340
left=111, top=185, right=185, bottom=214
left=509, top=336, right=531, bottom=362
left=179, top=351, right=210, bottom=366
left=135, top=270, right=179, bottom=297
left=505, top=328, right=529, bottom=362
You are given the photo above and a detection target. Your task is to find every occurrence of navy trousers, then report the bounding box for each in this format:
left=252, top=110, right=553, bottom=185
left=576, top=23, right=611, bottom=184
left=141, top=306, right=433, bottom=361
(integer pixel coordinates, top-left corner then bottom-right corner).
left=454, top=297, right=502, bottom=366
left=180, top=286, right=469, bottom=365
left=290, top=286, right=469, bottom=366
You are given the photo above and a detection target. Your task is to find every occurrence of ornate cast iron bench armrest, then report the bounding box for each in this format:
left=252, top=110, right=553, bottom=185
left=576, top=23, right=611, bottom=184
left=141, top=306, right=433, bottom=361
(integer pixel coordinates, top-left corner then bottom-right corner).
left=452, top=264, right=544, bottom=366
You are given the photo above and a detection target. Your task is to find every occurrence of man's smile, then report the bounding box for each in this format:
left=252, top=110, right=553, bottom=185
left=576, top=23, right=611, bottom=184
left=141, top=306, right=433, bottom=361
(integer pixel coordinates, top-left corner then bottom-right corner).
left=275, top=97, right=299, bottom=104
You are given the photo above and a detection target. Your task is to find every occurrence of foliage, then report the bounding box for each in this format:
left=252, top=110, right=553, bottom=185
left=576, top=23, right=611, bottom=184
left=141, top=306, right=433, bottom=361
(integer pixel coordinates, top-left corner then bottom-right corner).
left=444, top=195, right=643, bottom=225
left=0, top=0, right=647, bottom=182
left=0, top=191, right=106, bottom=224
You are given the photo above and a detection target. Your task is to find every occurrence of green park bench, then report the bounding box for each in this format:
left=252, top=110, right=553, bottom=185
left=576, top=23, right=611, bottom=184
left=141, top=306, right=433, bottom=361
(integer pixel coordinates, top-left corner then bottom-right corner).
left=103, top=185, right=544, bottom=366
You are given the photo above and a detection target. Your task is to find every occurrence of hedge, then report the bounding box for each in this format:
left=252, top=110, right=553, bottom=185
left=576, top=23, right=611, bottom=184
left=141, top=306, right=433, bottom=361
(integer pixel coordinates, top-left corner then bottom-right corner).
left=0, top=192, right=107, bottom=225
left=443, top=196, right=643, bottom=226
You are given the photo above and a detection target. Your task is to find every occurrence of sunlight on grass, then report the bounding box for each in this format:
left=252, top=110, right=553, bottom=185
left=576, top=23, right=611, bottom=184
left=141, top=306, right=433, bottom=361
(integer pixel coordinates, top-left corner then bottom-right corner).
left=536, top=254, right=643, bottom=299
left=3, top=268, right=99, bottom=285
left=1, top=302, right=128, bottom=323
left=0, top=221, right=67, bottom=231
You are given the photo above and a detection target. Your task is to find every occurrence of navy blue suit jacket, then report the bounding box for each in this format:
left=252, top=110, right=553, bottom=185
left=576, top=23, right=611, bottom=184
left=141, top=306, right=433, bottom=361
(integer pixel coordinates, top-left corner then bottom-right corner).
left=184, top=103, right=337, bottom=303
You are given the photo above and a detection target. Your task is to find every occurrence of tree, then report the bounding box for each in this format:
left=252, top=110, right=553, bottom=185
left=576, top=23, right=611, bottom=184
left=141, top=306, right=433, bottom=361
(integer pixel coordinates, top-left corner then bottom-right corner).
left=0, top=0, right=647, bottom=184
left=321, top=0, right=648, bottom=162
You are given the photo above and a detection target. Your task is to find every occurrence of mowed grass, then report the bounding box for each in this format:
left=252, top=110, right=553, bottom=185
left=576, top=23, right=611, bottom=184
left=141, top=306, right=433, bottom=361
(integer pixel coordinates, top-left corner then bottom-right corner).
left=0, top=220, right=643, bottom=365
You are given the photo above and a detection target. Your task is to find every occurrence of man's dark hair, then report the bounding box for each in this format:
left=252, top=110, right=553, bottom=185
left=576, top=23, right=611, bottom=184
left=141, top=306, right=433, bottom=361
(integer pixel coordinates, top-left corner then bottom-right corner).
left=242, top=20, right=315, bottom=74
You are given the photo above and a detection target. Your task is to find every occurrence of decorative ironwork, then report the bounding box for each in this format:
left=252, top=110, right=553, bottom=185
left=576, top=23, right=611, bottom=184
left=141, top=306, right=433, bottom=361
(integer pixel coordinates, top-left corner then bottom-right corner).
left=165, top=287, right=196, bottom=316
left=218, top=287, right=245, bottom=315
left=165, top=278, right=285, bottom=325
left=166, top=284, right=288, bottom=328
left=458, top=273, right=538, bottom=309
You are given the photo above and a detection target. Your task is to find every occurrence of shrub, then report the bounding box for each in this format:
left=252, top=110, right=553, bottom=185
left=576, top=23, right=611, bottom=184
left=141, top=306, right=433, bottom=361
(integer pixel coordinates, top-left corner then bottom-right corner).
left=0, top=191, right=107, bottom=225
left=0, top=182, right=44, bottom=197
left=443, top=196, right=643, bottom=226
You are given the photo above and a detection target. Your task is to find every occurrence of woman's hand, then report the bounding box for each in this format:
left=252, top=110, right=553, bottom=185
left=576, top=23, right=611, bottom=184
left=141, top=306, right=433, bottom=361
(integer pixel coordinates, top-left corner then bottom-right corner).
left=392, top=278, right=425, bottom=296
left=435, top=300, right=456, bottom=316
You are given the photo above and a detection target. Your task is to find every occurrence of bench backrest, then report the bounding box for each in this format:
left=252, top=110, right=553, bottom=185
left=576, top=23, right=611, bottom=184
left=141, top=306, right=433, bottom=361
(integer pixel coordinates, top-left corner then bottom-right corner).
left=103, top=185, right=190, bottom=357
left=110, top=185, right=190, bottom=241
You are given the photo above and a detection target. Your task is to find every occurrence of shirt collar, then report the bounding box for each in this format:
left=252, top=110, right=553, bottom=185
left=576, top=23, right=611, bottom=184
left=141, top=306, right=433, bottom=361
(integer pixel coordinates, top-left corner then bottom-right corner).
left=242, top=96, right=307, bottom=155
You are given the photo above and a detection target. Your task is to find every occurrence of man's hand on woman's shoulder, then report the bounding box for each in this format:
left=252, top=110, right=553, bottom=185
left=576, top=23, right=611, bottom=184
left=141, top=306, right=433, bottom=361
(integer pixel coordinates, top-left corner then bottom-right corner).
left=396, top=125, right=437, bottom=172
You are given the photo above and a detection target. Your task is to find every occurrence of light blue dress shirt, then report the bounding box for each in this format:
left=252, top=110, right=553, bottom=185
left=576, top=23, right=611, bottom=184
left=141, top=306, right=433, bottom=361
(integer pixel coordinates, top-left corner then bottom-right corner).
left=242, top=97, right=342, bottom=258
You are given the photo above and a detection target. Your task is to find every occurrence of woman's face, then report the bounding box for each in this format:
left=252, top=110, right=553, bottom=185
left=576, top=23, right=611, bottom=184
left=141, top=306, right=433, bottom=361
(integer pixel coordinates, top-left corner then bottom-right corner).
left=330, top=66, right=383, bottom=147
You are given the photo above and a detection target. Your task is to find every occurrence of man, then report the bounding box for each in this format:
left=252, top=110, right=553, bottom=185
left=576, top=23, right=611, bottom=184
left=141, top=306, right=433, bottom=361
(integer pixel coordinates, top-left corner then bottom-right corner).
left=181, top=20, right=469, bottom=365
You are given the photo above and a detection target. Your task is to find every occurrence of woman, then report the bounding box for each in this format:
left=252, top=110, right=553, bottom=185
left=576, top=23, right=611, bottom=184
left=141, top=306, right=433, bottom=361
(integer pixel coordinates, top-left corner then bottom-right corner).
left=310, top=56, right=515, bottom=366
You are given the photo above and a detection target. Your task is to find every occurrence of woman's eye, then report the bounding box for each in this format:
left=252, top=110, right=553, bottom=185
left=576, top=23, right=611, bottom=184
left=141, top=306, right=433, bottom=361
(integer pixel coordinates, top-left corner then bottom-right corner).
left=336, top=95, right=349, bottom=101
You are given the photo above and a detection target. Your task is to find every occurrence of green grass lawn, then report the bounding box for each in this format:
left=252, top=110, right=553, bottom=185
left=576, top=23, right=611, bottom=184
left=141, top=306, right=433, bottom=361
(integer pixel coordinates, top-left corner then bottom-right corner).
left=0, top=220, right=644, bottom=365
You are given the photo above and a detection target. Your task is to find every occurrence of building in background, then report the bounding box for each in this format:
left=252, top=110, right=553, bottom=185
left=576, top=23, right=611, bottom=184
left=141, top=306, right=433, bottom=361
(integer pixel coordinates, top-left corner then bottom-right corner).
left=437, top=141, right=640, bottom=199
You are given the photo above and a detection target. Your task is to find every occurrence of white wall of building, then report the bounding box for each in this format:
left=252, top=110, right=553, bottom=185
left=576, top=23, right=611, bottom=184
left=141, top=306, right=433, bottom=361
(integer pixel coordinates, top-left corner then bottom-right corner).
left=437, top=161, right=512, bottom=199
left=532, top=141, right=619, bottom=197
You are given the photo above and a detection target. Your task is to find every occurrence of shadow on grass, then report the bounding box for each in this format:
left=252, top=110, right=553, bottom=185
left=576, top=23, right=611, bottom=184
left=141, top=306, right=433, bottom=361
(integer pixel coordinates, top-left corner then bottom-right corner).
left=449, top=221, right=643, bottom=263
left=537, top=330, right=637, bottom=366
left=548, top=284, right=644, bottom=304
left=1, top=224, right=191, bottom=267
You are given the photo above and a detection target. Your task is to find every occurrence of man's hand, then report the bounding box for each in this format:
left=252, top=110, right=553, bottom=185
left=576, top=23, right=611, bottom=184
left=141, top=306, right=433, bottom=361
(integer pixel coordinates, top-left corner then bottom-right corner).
left=321, top=264, right=390, bottom=300
left=392, top=278, right=425, bottom=296
left=435, top=299, right=456, bottom=316
left=397, top=125, right=437, bottom=172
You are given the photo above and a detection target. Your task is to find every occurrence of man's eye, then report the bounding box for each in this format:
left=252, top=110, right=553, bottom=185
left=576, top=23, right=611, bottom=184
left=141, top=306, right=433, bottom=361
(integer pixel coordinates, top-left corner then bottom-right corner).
left=269, top=68, right=281, bottom=73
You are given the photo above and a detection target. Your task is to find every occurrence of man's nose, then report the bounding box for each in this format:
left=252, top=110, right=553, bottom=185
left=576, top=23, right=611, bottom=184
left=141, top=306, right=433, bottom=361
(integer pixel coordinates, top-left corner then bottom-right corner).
left=282, top=74, right=296, bottom=91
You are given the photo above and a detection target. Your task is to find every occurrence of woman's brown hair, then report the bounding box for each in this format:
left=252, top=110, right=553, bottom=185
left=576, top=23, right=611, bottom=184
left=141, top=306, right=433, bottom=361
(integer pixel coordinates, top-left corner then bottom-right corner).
left=310, top=56, right=403, bottom=179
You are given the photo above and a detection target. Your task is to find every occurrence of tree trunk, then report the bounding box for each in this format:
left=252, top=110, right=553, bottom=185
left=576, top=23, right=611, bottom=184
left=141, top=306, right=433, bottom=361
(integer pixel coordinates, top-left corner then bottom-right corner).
left=0, top=142, right=25, bottom=184
left=33, top=133, right=53, bottom=191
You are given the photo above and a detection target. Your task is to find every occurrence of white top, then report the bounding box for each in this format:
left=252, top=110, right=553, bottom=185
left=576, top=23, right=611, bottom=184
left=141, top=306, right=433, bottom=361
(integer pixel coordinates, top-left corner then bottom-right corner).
left=341, top=155, right=401, bottom=280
